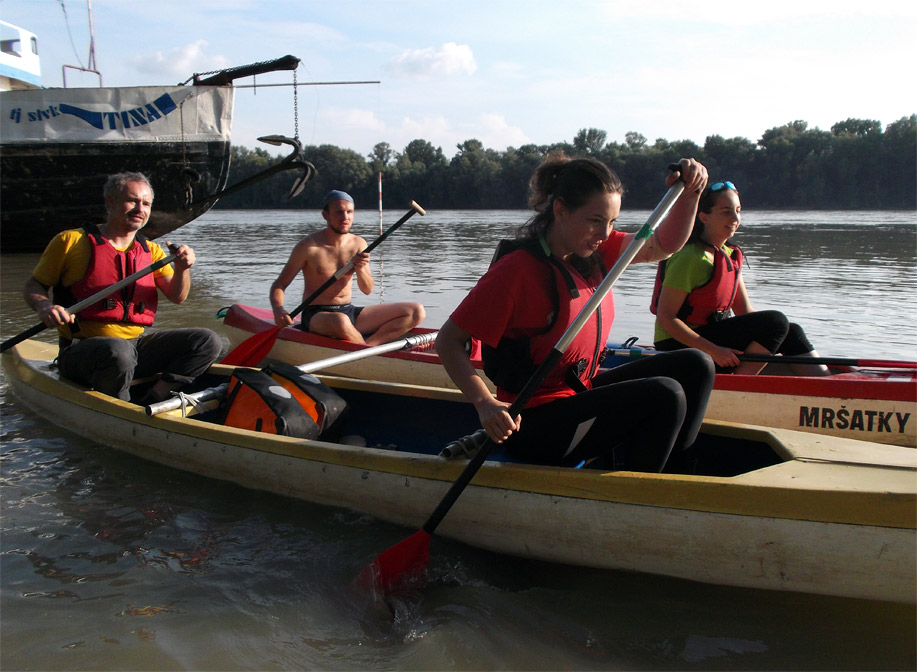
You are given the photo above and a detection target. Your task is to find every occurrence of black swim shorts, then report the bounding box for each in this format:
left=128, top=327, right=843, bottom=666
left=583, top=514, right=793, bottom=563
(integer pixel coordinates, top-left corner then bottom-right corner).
left=299, top=303, right=365, bottom=331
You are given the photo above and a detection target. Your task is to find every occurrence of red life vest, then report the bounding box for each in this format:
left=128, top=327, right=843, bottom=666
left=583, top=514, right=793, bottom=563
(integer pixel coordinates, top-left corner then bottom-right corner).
left=55, top=225, right=159, bottom=326
left=481, top=239, right=612, bottom=407
left=650, top=241, right=743, bottom=325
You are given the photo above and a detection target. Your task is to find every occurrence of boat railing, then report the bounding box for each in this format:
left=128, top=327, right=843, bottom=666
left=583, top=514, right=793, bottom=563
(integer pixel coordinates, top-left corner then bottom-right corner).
left=62, top=63, right=102, bottom=87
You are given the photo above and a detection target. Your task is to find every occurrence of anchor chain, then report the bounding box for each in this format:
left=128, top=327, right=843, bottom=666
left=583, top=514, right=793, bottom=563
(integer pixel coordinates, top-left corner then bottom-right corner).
left=293, top=67, right=300, bottom=141
left=177, top=99, right=200, bottom=208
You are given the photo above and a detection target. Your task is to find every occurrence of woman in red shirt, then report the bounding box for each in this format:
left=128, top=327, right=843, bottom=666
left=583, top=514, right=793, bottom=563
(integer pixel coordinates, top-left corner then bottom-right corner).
left=436, top=153, right=714, bottom=473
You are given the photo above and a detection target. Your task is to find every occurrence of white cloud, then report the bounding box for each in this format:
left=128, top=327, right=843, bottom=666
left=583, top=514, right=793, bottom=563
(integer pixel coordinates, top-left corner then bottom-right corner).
left=389, top=42, right=477, bottom=79
left=366, top=111, right=531, bottom=155
left=397, top=114, right=454, bottom=142
left=21, top=0, right=901, bottom=156
left=322, top=107, right=384, bottom=132
left=468, top=113, right=532, bottom=149
left=132, top=40, right=230, bottom=79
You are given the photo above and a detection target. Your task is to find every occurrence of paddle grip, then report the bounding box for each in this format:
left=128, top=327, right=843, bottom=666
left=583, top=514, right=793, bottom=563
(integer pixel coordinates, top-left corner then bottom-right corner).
left=666, top=161, right=704, bottom=195
left=422, top=336, right=567, bottom=534
left=360, top=201, right=425, bottom=254
left=288, top=202, right=425, bottom=320
left=145, top=382, right=229, bottom=416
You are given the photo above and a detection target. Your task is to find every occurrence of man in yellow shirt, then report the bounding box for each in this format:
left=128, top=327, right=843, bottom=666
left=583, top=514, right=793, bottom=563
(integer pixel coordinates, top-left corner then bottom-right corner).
left=23, top=172, right=221, bottom=403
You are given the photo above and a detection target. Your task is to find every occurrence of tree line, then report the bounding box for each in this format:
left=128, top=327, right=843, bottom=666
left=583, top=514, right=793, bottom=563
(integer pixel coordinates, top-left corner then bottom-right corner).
left=213, top=115, right=916, bottom=212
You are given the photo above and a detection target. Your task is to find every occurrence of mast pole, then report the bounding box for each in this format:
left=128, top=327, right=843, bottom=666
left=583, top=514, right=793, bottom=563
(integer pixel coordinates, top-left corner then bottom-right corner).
left=86, top=0, right=98, bottom=73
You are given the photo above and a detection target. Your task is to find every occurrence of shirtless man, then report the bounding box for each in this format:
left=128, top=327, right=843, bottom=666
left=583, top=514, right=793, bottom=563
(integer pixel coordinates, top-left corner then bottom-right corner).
left=269, top=189, right=425, bottom=346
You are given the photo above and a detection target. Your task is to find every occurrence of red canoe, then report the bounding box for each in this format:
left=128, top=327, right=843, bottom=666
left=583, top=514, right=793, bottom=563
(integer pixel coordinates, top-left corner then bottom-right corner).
left=222, top=304, right=916, bottom=447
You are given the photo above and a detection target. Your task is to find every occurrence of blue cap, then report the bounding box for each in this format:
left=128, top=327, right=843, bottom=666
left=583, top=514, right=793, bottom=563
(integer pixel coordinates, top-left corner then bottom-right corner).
left=322, top=189, right=354, bottom=208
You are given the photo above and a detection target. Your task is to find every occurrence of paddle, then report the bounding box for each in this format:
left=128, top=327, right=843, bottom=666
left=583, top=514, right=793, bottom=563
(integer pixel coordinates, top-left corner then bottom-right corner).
left=145, top=330, right=439, bottom=416
left=356, top=177, right=688, bottom=596
left=605, top=348, right=917, bottom=370
left=220, top=201, right=426, bottom=367
left=1, top=248, right=180, bottom=353
left=735, top=354, right=916, bottom=368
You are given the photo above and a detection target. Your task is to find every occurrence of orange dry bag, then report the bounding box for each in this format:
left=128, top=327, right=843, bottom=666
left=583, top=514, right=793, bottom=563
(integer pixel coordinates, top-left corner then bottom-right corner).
left=219, top=363, right=348, bottom=439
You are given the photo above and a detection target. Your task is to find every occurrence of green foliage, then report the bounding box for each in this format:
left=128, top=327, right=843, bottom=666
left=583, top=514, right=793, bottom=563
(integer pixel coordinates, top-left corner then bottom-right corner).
left=213, top=116, right=916, bottom=211
left=573, top=128, right=607, bottom=156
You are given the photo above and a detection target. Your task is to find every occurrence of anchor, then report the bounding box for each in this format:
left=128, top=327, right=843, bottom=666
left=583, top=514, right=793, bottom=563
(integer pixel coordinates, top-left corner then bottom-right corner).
left=190, top=134, right=316, bottom=208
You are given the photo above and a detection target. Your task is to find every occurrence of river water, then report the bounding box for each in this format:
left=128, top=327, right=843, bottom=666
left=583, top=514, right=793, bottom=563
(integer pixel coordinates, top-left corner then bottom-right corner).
left=1, top=208, right=915, bottom=671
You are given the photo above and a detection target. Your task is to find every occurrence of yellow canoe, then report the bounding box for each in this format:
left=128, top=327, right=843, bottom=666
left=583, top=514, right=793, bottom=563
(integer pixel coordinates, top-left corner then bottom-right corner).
left=4, top=338, right=915, bottom=604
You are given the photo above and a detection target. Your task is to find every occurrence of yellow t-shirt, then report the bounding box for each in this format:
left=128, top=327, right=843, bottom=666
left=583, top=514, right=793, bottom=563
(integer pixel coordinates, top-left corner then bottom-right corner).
left=32, top=228, right=174, bottom=340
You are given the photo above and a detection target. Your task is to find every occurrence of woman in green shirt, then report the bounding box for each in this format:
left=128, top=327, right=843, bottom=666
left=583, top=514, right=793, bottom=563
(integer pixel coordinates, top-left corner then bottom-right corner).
left=652, top=181, right=827, bottom=376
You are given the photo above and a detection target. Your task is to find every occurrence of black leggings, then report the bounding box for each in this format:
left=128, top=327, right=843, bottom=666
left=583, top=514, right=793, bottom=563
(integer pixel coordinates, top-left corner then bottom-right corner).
left=655, top=310, right=814, bottom=364
left=504, top=349, right=714, bottom=473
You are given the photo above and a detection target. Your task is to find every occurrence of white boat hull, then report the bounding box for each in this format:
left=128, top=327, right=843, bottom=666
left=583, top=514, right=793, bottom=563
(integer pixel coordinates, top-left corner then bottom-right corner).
left=706, top=386, right=915, bottom=447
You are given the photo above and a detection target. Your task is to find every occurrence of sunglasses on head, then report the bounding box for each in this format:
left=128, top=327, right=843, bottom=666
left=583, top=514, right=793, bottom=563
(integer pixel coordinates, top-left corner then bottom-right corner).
left=710, top=181, right=737, bottom=192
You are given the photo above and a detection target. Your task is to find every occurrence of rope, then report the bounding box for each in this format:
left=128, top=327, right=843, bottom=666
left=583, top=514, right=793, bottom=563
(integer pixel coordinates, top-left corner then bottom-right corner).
left=173, top=390, right=211, bottom=418
left=58, top=0, right=85, bottom=69
left=410, top=336, right=436, bottom=352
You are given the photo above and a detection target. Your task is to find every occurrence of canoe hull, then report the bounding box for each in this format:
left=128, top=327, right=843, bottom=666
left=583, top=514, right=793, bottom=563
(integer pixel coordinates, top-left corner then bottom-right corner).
left=4, top=339, right=915, bottom=604
left=224, top=304, right=917, bottom=446
left=706, top=382, right=915, bottom=448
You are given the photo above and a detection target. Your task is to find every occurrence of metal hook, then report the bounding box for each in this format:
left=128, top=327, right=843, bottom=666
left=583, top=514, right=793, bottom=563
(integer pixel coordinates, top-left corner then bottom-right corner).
left=255, top=135, right=315, bottom=198
left=189, top=134, right=316, bottom=208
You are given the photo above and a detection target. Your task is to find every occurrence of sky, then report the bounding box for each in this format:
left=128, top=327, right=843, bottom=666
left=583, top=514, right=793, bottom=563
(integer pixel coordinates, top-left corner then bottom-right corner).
left=2, top=0, right=915, bottom=161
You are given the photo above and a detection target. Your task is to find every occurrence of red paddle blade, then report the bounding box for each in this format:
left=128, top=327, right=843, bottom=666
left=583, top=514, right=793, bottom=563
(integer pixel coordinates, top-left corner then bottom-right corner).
left=355, top=529, right=430, bottom=596
left=862, top=359, right=917, bottom=369
left=219, top=326, right=281, bottom=367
